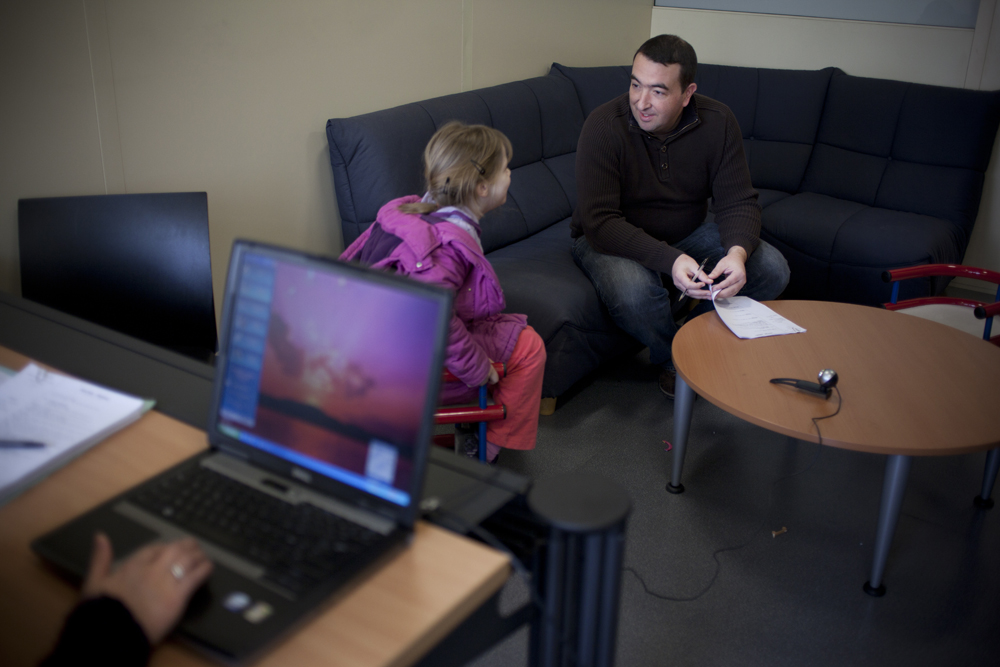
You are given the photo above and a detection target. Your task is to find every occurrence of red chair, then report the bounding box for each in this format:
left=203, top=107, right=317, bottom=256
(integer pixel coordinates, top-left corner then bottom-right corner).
left=882, top=264, right=1000, bottom=346
left=884, top=264, right=1000, bottom=510
left=432, top=362, right=506, bottom=462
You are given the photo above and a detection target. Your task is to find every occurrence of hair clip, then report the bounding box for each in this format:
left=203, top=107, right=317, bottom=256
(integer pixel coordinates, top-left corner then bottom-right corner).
left=469, top=159, right=486, bottom=175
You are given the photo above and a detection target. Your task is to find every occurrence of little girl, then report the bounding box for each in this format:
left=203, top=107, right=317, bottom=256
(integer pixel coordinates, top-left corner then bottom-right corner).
left=340, top=122, right=546, bottom=463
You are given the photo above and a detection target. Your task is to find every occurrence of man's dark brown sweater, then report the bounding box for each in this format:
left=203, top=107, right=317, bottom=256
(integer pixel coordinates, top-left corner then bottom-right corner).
left=571, top=92, right=761, bottom=275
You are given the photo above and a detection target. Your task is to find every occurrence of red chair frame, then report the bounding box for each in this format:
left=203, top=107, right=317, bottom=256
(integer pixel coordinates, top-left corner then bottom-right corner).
left=432, top=362, right=507, bottom=462
left=882, top=264, right=1000, bottom=345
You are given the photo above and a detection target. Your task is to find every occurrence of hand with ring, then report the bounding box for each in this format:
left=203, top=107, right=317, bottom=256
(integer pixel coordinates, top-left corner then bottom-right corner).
left=82, top=533, right=213, bottom=643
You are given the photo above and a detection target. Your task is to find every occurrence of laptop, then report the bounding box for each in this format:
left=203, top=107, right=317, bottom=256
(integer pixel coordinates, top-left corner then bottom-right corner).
left=32, top=240, right=452, bottom=663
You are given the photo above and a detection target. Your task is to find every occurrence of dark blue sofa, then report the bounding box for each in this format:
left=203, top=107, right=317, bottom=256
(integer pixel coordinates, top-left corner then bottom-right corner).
left=326, top=63, right=1000, bottom=401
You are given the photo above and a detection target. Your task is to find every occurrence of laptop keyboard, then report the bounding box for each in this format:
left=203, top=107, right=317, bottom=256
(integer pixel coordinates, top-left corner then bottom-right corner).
left=129, top=464, right=383, bottom=595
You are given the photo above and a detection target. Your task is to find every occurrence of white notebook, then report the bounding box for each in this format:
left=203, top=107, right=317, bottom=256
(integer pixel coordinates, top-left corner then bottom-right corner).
left=0, top=363, right=151, bottom=507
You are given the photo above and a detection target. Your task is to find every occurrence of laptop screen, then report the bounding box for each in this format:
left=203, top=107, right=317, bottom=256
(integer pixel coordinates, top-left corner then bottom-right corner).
left=211, top=243, right=450, bottom=511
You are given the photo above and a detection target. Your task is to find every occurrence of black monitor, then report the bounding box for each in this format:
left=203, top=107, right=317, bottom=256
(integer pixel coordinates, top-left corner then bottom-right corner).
left=18, top=192, right=218, bottom=362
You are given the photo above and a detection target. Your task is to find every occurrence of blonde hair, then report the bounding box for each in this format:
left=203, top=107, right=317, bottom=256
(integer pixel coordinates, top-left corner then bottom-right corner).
left=399, top=122, right=513, bottom=215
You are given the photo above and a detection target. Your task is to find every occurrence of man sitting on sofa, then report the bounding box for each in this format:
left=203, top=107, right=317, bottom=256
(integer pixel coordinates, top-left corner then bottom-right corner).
left=571, top=34, right=790, bottom=397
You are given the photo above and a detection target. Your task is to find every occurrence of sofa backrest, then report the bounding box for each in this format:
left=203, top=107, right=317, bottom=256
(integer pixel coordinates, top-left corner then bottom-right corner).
left=327, top=75, right=583, bottom=253
left=552, top=62, right=837, bottom=196
left=697, top=64, right=837, bottom=194
left=800, top=72, right=1000, bottom=236
left=330, top=62, right=1000, bottom=258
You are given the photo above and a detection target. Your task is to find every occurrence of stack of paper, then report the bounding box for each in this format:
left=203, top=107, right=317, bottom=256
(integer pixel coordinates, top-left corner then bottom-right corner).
left=711, top=293, right=806, bottom=339
left=0, top=363, right=150, bottom=507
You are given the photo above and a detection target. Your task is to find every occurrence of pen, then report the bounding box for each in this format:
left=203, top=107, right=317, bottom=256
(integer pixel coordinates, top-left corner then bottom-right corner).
left=0, top=440, right=46, bottom=449
left=679, top=258, right=709, bottom=303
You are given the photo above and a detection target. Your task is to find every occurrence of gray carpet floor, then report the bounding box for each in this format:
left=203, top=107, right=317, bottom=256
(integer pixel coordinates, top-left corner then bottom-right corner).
left=467, top=349, right=1000, bottom=667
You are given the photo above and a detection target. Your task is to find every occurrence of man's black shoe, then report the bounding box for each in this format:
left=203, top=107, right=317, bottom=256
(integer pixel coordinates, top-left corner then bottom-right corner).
left=659, top=366, right=676, bottom=399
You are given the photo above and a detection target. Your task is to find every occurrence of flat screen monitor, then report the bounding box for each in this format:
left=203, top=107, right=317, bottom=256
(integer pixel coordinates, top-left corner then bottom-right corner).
left=18, top=192, right=218, bottom=361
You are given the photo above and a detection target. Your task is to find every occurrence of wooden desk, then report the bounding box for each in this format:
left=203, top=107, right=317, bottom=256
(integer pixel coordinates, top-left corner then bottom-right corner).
left=667, top=301, right=1000, bottom=595
left=0, top=347, right=511, bottom=667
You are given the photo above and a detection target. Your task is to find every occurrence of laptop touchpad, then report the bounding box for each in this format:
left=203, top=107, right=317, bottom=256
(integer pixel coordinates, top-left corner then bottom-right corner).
left=34, top=508, right=159, bottom=579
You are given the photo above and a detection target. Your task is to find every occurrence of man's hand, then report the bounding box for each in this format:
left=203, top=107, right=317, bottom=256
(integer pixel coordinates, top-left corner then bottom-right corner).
left=705, top=247, right=747, bottom=298
left=82, top=533, right=213, bottom=644
left=671, top=254, right=712, bottom=297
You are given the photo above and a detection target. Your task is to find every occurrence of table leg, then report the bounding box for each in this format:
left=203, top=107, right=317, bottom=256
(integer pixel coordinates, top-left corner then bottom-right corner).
left=974, top=447, right=999, bottom=509
left=667, top=375, right=695, bottom=494
left=863, top=454, right=912, bottom=597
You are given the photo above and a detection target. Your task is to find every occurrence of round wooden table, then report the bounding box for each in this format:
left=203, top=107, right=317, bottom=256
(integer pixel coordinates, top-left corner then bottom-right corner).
left=668, top=300, right=1000, bottom=595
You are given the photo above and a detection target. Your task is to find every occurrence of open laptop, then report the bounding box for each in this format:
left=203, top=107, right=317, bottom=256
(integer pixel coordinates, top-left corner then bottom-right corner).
left=32, top=240, right=452, bottom=663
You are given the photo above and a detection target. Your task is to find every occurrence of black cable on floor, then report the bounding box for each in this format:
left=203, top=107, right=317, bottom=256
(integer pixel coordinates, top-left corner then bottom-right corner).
left=626, top=387, right=842, bottom=603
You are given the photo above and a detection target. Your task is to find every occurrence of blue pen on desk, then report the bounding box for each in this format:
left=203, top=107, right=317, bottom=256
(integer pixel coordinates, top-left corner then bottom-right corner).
left=0, top=440, right=46, bottom=449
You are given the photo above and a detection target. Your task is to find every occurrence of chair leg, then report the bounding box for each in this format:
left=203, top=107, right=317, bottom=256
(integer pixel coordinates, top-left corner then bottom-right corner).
left=479, top=386, right=488, bottom=462
left=540, top=397, right=557, bottom=416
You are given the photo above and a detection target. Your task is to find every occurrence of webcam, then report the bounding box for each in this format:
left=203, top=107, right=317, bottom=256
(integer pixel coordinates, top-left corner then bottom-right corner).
left=770, top=369, right=838, bottom=398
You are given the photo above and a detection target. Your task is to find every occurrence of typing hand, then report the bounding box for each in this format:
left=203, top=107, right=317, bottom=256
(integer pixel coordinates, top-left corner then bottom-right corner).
left=82, top=532, right=213, bottom=644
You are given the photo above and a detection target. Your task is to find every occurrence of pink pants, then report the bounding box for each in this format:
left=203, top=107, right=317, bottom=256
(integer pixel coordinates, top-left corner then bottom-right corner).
left=439, top=326, right=546, bottom=459
left=485, top=326, right=546, bottom=452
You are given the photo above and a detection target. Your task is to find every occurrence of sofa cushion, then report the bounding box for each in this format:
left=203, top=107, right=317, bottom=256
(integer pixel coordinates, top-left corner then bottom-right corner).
left=326, top=105, right=435, bottom=244
left=761, top=192, right=967, bottom=303
left=483, top=160, right=575, bottom=253
left=523, top=76, right=585, bottom=158
left=756, top=188, right=792, bottom=209
left=697, top=64, right=835, bottom=194
left=693, top=64, right=758, bottom=134
left=747, top=68, right=837, bottom=192
left=488, top=218, right=633, bottom=396
left=550, top=63, right=631, bottom=118
left=763, top=193, right=866, bottom=262
left=829, top=206, right=966, bottom=269
left=802, top=72, right=1000, bottom=237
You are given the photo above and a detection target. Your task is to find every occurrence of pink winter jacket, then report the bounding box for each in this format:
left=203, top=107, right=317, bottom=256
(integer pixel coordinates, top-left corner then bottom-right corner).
left=340, top=196, right=527, bottom=395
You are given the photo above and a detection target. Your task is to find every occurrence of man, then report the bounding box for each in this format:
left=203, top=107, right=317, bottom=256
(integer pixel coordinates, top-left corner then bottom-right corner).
left=571, top=34, right=790, bottom=397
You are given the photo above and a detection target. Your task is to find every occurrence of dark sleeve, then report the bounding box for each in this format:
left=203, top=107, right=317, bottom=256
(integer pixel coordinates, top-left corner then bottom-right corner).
left=573, top=107, right=681, bottom=274
left=709, top=109, right=761, bottom=258
left=40, top=596, right=151, bottom=667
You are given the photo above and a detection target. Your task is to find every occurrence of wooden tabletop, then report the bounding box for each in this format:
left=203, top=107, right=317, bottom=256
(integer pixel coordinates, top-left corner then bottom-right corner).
left=672, top=301, right=1000, bottom=456
left=0, top=347, right=510, bottom=667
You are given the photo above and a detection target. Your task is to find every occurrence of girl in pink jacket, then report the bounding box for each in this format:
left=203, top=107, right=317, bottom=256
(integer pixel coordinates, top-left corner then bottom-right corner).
left=341, top=122, right=546, bottom=462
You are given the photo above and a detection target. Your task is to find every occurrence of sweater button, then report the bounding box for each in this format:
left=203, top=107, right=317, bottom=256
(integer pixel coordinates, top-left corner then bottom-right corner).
left=660, top=146, right=666, bottom=152
left=415, top=262, right=422, bottom=268
left=661, top=163, right=668, bottom=169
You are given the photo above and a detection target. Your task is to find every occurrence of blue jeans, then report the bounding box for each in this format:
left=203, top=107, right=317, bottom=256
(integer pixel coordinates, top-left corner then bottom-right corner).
left=572, top=223, right=790, bottom=366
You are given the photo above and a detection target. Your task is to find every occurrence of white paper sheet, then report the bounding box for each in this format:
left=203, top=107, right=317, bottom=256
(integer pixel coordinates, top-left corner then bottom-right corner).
left=711, top=292, right=806, bottom=339
left=0, top=363, right=148, bottom=506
